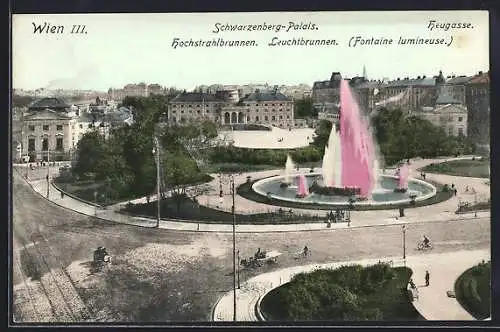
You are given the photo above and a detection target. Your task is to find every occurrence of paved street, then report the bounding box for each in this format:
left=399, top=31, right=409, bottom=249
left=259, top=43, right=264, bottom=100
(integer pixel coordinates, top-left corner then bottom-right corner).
left=12, top=155, right=491, bottom=322
left=19, top=156, right=490, bottom=233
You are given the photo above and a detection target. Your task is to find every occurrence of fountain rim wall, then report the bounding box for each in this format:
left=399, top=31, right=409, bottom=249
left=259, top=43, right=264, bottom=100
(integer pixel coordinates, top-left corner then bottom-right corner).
left=251, top=172, right=437, bottom=207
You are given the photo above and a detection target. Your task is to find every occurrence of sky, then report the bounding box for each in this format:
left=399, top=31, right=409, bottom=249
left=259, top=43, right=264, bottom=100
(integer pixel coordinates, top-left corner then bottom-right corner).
left=12, top=11, right=489, bottom=91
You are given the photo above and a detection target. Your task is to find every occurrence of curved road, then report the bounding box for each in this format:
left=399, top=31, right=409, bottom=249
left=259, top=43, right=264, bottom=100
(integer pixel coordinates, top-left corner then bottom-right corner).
left=12, top=160, right=490, bottom=323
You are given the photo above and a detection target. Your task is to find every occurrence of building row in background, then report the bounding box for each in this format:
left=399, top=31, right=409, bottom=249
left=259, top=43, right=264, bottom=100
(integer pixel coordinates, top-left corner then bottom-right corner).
left=16, top=97, right=134, bottom=162
left=167, top=88, right=295, bottom=129
left=312, top=69, right=490, bottom=143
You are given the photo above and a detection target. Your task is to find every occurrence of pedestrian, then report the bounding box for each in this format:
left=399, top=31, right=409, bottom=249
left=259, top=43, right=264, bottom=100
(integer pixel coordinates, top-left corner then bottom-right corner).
left=425, top=270, right=430, bottom=287
left=422, top=173, right=426, bottom=180
left=454, top=188, right=457, bottom=196
left=60, top=191, right=64, bottom=199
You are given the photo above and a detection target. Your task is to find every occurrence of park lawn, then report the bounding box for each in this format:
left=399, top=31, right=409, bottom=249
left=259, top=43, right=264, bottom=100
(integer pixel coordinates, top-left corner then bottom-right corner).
left=121, top=195, right=323, bottom=224
left=53, top=174, right=213, bottom=207
left=53, top=180, right=118, bottom=205
left=420, top=159, right=490, bottom=178
left=260, top=265, right=423, bottom=321
left=455, top=261, right=491, bottom=320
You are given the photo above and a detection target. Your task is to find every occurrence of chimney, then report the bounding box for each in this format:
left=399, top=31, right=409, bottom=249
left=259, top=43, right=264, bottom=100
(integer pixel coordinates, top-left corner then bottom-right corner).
left=478, top=71, right=483, bottom=75
left=397, top=78, right=400, bottom=81
left=418, top=76, right=421, bottom=79
left=423, top=75, right=426, bottom=79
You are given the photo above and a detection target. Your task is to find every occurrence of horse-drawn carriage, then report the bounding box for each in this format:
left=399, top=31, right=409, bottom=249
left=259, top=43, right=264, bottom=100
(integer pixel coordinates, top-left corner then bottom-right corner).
left=92, top=247, right=112, bottom=270
left=240, top=249, right=281, bottom=269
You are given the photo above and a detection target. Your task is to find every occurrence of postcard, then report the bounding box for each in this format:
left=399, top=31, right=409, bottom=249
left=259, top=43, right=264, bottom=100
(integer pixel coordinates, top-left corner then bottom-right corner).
left=11, top=10, right=490, bottom=324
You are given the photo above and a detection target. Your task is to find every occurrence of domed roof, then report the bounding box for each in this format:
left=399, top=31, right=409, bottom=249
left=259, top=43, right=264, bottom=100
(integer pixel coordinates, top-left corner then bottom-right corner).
left=28, top=97, right=70, bottom=110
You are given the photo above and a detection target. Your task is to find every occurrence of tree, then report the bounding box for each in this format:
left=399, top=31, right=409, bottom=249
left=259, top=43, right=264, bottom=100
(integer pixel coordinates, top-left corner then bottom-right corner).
left=163, top=151, right=203, bottom=211
left=311, top=120, right=333, bottom=150
left=294, top=97, right=315, bottom=118
left=72, top=130, right=106, bottom=177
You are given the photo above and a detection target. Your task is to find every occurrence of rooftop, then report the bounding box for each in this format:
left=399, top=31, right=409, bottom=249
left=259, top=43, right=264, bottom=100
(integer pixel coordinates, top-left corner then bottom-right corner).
left=28, top=97, right=70, bottom=110
left=446, top=75, right=473, bottom=85
left=469, top=71, right=490, bottom=84
left=241, top=90, right=292, bottom=102
left=170, top=92, right=223, bottom=103
left=383, top=77, right=436, bottom=87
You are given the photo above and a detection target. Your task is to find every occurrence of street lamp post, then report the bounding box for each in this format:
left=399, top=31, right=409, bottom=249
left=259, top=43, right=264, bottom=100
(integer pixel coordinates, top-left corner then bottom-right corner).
left=230, top=174, right=237, bottom=321
left=153, top=137, right=161, bottom=228
left=237, top=249, right=241, bottom=289
left=46, top=150, right=50, bottom=198
left=474, top=192, right=478, bottom=218
left=402, top=225, right=406, bottom=266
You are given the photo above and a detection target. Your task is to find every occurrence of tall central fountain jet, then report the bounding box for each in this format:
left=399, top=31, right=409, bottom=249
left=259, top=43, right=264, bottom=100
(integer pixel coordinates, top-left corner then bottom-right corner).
left=318, top=80, right=378, bottom=198
left=339, top=79, right=377, bottom=197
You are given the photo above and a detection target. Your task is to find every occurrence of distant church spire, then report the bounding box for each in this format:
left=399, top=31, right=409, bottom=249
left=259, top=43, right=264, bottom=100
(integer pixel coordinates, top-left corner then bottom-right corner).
left=362, top=65, right=367, bottom=79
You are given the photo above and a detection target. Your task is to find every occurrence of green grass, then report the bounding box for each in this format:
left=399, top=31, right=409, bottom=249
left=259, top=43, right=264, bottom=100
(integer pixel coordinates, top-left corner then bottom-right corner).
left=53, top=174, right=213, bottom=207
left=420, top=159, right=490, bottom=178
left=260, top=264, right=423, bottom=321
left=237, top=177, right=454, bottom=211
left=455, top=261, right=491, bottom=320
left=121, top=195, right=324, bottom=224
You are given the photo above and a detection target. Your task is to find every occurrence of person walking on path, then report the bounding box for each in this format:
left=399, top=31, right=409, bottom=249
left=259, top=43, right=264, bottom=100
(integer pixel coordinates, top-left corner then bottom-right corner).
left=425, top=270, right=430, bottom=287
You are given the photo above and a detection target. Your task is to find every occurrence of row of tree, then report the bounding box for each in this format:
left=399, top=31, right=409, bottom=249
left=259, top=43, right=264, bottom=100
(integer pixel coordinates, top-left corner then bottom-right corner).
left=311, top=108, right=476, bottom=167
left=71, top=93, right=215, bottom=201
left=208, top=146, right=322, bottom=166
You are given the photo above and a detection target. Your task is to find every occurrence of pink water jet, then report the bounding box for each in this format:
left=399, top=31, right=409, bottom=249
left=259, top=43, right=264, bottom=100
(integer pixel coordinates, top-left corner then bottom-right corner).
left=339, top=80, right=377, bottom=198
left=397, top=164, right=410, bottom=190
left=296, top=173, right=309, bottom=198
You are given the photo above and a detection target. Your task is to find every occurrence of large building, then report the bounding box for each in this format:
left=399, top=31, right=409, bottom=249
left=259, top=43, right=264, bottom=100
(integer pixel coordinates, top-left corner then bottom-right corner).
left=20, top=97, right=133, bottom=162
left=415, top=92, right=468, bottom=137
left=167, top=89, right=294, bottom=128
left=312, top=70, right=447, bottom=122
left=312, top=69, right=489, bottom=142
left=107, top=83, right=166, bottom=101
left=447, top=71, right=490, bottom=144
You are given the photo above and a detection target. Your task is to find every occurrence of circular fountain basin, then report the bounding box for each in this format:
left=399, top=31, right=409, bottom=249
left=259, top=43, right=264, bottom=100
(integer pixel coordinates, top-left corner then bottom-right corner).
left=252, top=173, right=437, bottom=207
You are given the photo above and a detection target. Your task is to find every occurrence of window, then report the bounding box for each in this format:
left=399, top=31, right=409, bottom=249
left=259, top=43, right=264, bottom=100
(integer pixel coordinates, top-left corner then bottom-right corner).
left=264, top=115, right=269, bottom=121
left=56, top=137, right=63, bottom=150
left=56, top=125, right=63, bottom=131
left=279, top=115, right=283, bottom=120
left=197, top=110, right=201, bottom=114
left=287, top=115, right=290, bottom=119
left=458, top=117, right=463, bottom=122
left=173, top=105, right=177, bottom=108
left=43, top=125, right=49, bottom=131
left=28, top=138, right=35, bottom=151
left=271, top=116, right=276, bottom=121
left=42, top=138, right=49, bottom=151
left=28, top=125, right=35, bottom=131
left=79, top=124, right=83, bottom=129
